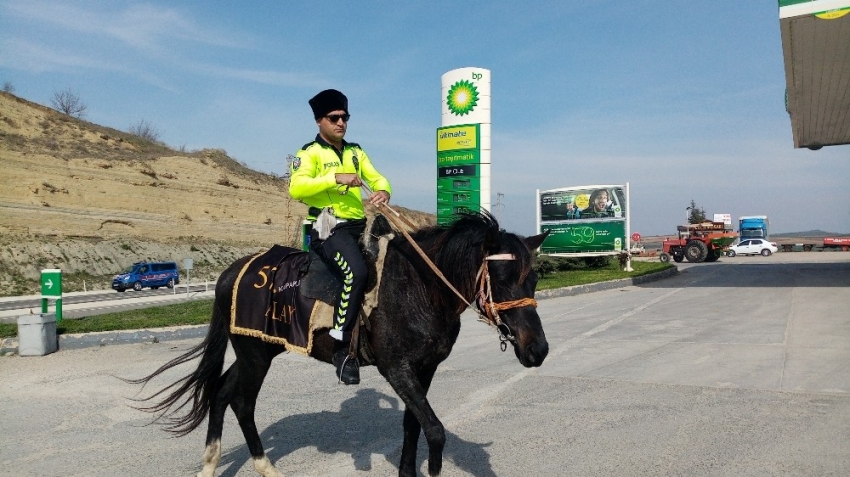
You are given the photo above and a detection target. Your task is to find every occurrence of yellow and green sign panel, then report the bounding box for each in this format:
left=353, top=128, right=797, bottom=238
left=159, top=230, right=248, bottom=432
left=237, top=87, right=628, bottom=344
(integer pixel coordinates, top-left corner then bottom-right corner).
left=437, top=124, right=479, bottom=152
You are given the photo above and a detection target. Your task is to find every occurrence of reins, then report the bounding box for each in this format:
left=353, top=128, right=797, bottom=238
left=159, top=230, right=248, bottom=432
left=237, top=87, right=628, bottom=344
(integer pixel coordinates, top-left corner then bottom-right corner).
left=365, top=190, right=537, bottom=349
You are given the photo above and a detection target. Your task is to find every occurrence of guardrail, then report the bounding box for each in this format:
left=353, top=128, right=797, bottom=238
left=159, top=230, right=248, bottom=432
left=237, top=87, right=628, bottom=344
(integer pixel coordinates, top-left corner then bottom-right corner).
left=171, top=281, right=217, bottom=295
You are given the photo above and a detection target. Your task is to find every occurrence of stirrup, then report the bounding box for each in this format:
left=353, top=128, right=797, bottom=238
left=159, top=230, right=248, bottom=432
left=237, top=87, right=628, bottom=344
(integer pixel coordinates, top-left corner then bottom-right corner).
left=333, top=349, right=360, bottom=385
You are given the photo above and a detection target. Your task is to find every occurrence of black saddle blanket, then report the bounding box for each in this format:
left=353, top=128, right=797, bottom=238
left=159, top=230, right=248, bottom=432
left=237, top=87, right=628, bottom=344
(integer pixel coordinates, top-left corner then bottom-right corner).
left=230, top=245, right=332, bottom=355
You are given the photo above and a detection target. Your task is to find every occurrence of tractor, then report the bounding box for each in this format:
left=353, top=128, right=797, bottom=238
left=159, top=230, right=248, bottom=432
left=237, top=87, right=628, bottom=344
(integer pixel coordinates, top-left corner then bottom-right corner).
left=659, top=221, right=738, bottom=263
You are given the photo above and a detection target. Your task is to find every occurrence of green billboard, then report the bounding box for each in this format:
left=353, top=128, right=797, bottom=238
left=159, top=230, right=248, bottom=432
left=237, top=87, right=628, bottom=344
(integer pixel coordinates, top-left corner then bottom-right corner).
left=537, top=185, right=630, bottom=255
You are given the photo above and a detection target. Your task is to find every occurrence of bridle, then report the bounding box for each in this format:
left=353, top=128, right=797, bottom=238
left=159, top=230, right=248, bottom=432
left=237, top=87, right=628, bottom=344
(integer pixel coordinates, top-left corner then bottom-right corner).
left=370, top=199, right=537, bottom=351
left=473, top=254, right=538, bottom=351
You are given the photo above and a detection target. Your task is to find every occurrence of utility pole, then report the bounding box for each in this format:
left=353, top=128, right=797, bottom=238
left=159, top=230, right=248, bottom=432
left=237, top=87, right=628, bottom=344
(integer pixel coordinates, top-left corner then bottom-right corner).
left=494, top=192, right=505, bottom=224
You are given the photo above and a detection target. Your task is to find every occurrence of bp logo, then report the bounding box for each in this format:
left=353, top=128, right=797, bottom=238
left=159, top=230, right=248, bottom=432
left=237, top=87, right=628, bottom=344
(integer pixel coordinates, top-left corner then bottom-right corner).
left=446, top=80, right=479, bottom=116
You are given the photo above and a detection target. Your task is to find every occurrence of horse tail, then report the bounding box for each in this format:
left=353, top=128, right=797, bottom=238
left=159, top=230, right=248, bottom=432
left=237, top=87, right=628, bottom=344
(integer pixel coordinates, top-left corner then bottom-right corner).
left=125, top=284, right=231, bottom=437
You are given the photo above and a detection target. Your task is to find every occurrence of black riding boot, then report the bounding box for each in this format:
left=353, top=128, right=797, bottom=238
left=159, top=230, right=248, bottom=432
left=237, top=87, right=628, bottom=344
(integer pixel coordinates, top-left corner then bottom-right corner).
left=332, top=342, right=360, bottom=385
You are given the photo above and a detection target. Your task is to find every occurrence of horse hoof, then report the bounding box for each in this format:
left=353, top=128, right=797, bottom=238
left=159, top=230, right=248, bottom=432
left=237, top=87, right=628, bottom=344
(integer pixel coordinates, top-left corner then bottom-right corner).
left=196, top=466, right=217, bottom=477
left=253, top=455, right=283, bottom=477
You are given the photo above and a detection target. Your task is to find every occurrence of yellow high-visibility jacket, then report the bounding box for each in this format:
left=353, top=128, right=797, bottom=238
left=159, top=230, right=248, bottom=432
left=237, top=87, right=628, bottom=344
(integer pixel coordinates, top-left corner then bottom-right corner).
left=289, top=135, right=391, bottom=220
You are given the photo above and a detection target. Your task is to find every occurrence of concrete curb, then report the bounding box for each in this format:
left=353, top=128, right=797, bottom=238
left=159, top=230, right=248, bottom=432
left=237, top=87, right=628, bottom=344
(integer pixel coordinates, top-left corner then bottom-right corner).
left=535, top=266, right=679, bottom=299
left=61, top=324, right=211, bottom=350
left=1, top=267, right=678, bottom=355
left=1, top=324, right=210, bottom=355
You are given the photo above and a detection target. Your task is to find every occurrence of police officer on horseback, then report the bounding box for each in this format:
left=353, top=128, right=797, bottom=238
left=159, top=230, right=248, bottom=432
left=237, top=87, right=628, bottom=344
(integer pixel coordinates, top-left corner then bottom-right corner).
left=289, top=89, right=392, bottom=385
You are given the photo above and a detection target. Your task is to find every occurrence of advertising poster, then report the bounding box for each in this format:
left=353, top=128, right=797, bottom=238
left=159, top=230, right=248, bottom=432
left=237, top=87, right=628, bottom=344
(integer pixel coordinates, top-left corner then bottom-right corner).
left=538, top=185, right=628, bottom=255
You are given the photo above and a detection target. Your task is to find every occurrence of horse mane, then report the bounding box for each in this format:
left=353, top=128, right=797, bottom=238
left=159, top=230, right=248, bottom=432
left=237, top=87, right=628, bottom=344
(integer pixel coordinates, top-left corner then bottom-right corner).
left=404, top=210, right=534, bottom=312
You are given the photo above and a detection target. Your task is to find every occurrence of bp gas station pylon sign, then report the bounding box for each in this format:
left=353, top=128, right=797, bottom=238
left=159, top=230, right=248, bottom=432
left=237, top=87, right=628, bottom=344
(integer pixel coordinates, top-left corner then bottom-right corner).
left=437, top=67, right=491, bottom=226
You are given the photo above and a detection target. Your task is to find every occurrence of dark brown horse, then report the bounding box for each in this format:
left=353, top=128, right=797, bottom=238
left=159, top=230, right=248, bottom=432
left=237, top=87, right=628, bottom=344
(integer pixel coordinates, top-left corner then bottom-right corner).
left=130, top=211, right=549, bottom=477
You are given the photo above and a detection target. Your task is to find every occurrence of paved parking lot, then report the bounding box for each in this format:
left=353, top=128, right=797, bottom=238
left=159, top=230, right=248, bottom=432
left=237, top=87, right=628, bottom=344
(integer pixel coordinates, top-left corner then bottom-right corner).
left=1, top=252, right=848, bottom=476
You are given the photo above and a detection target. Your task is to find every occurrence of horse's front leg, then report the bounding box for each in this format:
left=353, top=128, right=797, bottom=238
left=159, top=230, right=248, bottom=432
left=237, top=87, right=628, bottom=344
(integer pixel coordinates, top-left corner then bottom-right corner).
left=399, top=408, right=422, bottom=474
left=388, top=365, right=442, bottom=477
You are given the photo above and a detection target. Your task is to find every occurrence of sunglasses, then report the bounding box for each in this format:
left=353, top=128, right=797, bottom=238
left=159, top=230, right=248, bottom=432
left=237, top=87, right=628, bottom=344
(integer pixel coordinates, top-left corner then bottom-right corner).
left=325, top=113, right=350, bottom=123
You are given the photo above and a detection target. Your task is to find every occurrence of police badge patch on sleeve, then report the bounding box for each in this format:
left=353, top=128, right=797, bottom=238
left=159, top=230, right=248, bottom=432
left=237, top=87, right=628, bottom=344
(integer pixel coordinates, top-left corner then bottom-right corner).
left=289, top=155, right=301, bottom=171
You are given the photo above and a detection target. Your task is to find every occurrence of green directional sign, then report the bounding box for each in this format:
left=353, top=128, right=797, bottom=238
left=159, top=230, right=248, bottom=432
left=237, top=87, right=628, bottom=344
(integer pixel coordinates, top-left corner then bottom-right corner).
left=40, top=268, right=63, bottom=322
left=41, top=269, right=62, bottom=297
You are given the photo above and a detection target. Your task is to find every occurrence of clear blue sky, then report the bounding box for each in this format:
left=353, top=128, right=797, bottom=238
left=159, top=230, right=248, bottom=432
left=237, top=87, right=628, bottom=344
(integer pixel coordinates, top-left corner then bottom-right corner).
left=2, top=1, right=848, bottom=236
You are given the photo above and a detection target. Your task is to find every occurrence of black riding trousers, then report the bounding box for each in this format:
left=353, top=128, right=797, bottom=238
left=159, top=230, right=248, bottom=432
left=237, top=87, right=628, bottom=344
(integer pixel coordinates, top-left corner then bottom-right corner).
left=309, top=219, right=367, bottom=341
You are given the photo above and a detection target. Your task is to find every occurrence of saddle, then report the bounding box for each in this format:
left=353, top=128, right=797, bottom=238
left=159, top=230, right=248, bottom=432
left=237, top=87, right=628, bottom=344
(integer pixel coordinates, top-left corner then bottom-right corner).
left=229, top=215, right=394, bottom=360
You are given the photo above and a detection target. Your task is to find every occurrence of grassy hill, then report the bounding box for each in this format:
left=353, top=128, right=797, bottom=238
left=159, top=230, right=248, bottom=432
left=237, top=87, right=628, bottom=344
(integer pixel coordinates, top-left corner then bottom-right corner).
left=0, top=92, right=434, bottom=296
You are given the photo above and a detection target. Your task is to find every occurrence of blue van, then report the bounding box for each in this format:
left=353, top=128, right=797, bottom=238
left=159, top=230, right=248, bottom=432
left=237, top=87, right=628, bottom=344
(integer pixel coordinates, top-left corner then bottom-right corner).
left=112, top=261, right=180, bottom=292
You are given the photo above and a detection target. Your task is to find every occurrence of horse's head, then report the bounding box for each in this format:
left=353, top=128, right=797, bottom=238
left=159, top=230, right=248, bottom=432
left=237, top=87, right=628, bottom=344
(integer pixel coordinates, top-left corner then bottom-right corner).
left=432, top=211, right=550, bottom=367
left=478, top=227, right=550, bottom=368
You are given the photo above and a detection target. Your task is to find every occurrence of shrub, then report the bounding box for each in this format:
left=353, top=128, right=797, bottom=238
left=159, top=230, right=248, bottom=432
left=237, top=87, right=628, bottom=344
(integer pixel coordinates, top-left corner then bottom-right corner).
left=51, top=88, right=87, bottom=118
left=532, top=253, right=557, bottom=278
left=128, top=119, right=161, bottom=142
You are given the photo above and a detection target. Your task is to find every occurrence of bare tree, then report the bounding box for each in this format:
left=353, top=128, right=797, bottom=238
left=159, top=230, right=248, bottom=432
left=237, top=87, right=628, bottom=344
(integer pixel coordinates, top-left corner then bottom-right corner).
left=2, top=81, right=14, bottom=93
left=51, top=88, right=87, bottom=118
left=128, top=119, right=162, bottom=142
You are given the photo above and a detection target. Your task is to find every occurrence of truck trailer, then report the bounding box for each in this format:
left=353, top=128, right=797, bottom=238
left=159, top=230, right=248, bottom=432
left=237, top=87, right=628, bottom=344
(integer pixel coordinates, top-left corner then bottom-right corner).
left=778, top=237, right=850, bottom=252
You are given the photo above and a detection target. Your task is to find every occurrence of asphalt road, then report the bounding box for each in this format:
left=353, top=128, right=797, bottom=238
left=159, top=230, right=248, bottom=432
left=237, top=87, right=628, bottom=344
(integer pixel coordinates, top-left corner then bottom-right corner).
left=0, top=253, right=848, bottom=476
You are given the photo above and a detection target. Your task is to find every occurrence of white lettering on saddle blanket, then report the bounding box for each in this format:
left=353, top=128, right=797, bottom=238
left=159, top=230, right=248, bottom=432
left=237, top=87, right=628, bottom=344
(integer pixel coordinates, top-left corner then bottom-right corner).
left=264, top=279, right=301, bottom=323
left=277, top=280, right=300, bottom=292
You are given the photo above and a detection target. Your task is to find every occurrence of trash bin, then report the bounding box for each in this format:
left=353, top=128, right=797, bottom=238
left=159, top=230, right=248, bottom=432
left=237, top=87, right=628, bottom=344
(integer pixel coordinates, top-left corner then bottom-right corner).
left=17, top=313, right=58, bottom=356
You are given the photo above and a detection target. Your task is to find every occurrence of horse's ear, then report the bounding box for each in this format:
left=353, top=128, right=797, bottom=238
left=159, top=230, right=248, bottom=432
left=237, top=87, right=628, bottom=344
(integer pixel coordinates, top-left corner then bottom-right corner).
left=524, top=230, right=550, bottom=251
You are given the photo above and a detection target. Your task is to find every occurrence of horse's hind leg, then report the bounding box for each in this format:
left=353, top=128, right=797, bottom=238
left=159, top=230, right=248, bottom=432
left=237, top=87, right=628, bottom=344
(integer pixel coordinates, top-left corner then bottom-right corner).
left=230, top=350, right=283, bottom=477
left=197, top=365, right=237, bottom=477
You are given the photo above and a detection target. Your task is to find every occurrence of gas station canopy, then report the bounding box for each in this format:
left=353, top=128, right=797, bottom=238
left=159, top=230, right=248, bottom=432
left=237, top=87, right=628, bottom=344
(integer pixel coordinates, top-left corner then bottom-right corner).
left=779, top=0, right=850, bottom=149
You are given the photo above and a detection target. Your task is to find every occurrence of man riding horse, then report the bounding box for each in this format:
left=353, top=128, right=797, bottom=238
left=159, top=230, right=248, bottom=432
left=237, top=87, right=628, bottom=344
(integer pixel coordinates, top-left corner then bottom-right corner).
left=289, top=89, right=392, bottom=385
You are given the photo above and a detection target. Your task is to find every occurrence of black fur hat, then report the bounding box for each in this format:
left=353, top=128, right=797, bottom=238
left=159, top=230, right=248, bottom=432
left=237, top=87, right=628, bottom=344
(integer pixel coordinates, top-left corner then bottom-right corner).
left=309, top=89, right=348, bottom=119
